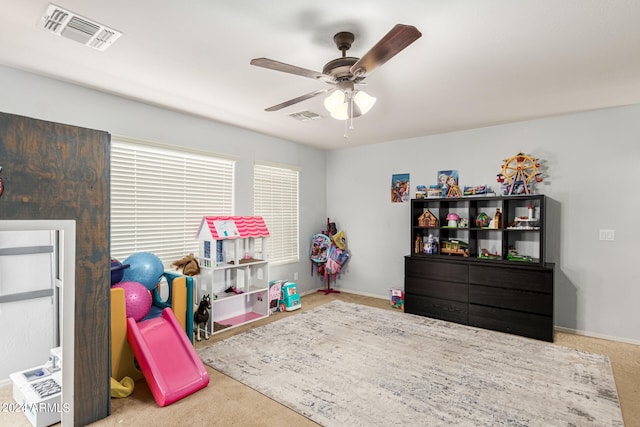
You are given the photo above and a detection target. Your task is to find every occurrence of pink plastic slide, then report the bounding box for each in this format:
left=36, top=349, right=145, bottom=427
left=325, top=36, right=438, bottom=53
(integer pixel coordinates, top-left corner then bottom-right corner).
left=126, top=308, right=209, bottom=407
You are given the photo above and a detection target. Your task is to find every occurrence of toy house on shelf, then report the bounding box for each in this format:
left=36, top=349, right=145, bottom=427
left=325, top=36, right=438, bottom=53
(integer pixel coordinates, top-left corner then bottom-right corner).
left=196, top=216, right=270, bottom=334
left=418, top=209, right=439, bottom=227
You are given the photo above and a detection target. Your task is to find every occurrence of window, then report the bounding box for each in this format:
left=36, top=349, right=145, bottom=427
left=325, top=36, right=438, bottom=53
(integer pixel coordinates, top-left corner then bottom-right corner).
left=111, top=137, right=234, bottom=264
left=254, top=161, right=299, bottom=264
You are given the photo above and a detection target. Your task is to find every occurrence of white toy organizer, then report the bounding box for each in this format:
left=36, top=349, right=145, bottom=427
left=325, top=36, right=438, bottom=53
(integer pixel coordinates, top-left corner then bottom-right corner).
left=196, top=216, right=270, bottom=335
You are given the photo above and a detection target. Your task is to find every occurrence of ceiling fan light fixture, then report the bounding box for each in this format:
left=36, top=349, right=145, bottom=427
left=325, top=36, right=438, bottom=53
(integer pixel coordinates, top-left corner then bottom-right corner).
left=324, top=90, right=346, bottom=113
left=324, top=89, right=376, bottom=121
left=329, top=102, right=350, bottom=120
left=353, top=90, right=377, bottom=115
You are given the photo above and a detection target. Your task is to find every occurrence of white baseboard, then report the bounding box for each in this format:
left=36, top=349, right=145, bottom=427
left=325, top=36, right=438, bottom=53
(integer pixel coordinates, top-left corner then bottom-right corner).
left=554, top=326, right=640, bottom=346
left=302, top=287, right=388, bottom=300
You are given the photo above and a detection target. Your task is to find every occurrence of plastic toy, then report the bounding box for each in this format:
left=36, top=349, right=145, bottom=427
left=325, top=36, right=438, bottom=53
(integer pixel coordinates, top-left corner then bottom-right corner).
left=111, top=273, right=195, bottom=385
left=423, top=234, right=439, bottom=254
left=418, top=209, right=438, bottom=227
left=390, top=288, right=404, bottom=310
left=440, top=239, right=469, bottom=256
left=506, top=248, right=533, bottom=262
left=446, top=180, right=462, bottom=197
left=489, top=208, right=502, bottom=229
left=122, top=251, right=165, bottom=291
left=478, top=248, right=500, bottom=260
left=194, top=294, right=211, bottom=341
left=280, top=282, right=301, bottom=311
left=445, top=213, right=460, bottom=227
left=10, top=347, right=63, bottom=427
left=463, top=185, right=490, bottom=196
left=427, top=185, right=444, bottom=198
left=268, top=281, right=285, bottom=313
left=126, top=308, right=210, bottom=407
left=414, top=234, right=423, bottom=254
left=497, top=152, right=543, bottom=195
left=112, top=281, right=152, bottom=322
left=475, top=212, right=490, bottom=228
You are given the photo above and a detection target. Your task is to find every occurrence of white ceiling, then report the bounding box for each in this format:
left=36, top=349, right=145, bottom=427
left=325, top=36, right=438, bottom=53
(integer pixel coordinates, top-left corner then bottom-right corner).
left=2, top=1, right=640, bottom=150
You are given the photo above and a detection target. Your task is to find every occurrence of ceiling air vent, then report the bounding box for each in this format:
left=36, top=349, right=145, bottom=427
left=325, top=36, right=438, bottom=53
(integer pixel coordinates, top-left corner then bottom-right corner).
left=40, top=4, right=122, bottom=51
left=289, top=111, right=323, bottom=122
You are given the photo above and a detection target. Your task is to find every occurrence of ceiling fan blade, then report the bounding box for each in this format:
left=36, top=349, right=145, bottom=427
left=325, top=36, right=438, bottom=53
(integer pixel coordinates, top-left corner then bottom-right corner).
left=264, top=88, right=333, bottom=112
left=251, top=58, right=334, bottom=82
left=350, top=24, right=422, bottom=78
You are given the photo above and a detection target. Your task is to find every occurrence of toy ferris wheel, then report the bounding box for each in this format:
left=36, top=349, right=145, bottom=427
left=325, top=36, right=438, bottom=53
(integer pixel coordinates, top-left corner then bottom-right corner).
left=497, top=152, right=543, bottom=195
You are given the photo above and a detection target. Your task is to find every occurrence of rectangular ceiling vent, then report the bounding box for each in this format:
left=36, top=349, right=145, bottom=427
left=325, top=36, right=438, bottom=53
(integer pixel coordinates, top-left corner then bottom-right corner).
left=289, top=111, right=323, bottom=122
left=40, top=4, right=122, bottom=51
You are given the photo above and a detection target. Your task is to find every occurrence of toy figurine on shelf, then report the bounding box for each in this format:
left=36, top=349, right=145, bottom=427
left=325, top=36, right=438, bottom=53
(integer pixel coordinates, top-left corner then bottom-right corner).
left=478, top=248, right=500, bottom=260
left=475, top=212, right=490, bottom=228
left=506, top=247, right=533, bottom=262
left=414, top=234, right=423, bottom=254
left=489, top=208, right=502, bottom=229
left=496, top=152, right=544, bottom=195
left=445, top=213, right=460, bottom=227
left=423, top=234, right=439, bottom=254
left=446, top=175, right=462, bottom=198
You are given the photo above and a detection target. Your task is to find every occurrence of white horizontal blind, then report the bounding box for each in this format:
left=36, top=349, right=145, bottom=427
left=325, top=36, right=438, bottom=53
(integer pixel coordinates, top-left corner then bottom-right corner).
left=111, top=138, right=234, bottom=264
left=254, top=162, right=299, bottom=264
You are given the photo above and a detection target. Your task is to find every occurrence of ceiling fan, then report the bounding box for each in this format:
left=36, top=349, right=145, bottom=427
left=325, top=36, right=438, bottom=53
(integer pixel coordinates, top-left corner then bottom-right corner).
left=250, top=24, right=422, bottom=121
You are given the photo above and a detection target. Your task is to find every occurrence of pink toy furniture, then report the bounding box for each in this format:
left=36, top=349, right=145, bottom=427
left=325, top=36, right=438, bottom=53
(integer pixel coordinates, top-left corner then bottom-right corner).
left=126, top=308, right=209, bottom=407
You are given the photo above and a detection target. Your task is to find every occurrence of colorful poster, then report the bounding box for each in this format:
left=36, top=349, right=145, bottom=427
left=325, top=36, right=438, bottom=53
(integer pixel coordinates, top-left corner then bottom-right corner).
left=391, top=173, right=410, bottom=203
left=437, top=170, right=462, bottom=198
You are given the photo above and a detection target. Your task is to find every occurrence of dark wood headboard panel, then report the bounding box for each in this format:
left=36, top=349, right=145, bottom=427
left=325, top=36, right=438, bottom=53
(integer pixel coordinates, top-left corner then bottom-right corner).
left=0, top=112, right=111, bottom=425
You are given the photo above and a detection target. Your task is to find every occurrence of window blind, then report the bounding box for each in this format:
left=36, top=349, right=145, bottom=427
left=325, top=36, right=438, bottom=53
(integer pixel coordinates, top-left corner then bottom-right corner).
left=254, top=162, right=299, bottom=264
left=111, top=138, right=234, bottom=264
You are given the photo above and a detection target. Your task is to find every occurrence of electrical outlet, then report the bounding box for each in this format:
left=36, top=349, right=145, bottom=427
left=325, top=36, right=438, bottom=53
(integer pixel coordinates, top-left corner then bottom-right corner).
left=293, top=272, right=299, bottom=280
left=599, top=229, right=615, bottom=241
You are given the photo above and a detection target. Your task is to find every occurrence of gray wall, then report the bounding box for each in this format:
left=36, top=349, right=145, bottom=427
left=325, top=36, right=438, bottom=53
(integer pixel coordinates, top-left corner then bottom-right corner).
left=0, top=64, right=327, bottom=294
left=3, top=64, right=639, bottom=343
left=326, top=104, right=640, bottom=343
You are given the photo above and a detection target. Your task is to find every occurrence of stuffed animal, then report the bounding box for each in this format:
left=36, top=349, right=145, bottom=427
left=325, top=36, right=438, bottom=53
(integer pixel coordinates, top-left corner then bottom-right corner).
left=172, top=253, right=200, bottom=276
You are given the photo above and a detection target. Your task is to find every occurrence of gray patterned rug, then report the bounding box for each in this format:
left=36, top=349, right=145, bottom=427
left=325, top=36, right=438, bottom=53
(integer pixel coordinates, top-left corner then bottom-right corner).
left=198, top=300, right=623, bottom=426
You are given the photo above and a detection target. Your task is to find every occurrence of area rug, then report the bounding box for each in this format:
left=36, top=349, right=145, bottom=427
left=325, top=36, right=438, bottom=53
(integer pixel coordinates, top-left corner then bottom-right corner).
left=198, top=300, right=623, bottom=426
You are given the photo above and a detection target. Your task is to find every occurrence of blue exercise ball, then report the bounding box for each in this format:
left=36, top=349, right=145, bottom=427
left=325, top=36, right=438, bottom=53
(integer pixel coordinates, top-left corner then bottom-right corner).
left=122, top=252, right=164, bottom=291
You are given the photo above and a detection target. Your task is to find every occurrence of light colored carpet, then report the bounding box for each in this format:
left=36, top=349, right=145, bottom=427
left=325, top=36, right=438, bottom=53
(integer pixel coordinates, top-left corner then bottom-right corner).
left=199, top=300, right=624, bottom=427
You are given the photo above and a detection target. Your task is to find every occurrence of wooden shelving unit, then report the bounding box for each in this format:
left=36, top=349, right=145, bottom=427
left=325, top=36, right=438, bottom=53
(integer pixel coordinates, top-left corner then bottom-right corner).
left=406, top=194, right=555, bottom=342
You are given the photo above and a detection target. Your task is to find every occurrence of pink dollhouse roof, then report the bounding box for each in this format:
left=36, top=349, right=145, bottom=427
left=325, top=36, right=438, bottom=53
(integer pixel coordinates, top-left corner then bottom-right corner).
left=198, top=216, right=270, bottom=239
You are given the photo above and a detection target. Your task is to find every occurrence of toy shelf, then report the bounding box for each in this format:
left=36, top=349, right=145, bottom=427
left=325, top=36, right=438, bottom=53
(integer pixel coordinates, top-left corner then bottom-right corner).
left=211, top=290, right=268, bottom=331
left=411, top=194, right=546, bottom=265
left=212, top=285, right=267, bottom=301
left=215, top=312, right=264, bottom=328
left=196, top=216, right=271, bottom=336
left=406, top=194, right=554, bottom=342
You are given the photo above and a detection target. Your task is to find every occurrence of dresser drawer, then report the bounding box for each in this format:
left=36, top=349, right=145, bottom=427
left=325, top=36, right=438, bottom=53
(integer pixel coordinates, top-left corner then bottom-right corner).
left=406, top=294, right=468, bottom=324
left=469, top=304, right=553, bottom=342
left=405, top=257, right=468, bottom=283
left=406, top=277, right=468, bottom=303
left=469, top=284, right=552, bottom=315
left=468, top=265, right=553, bottom=293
